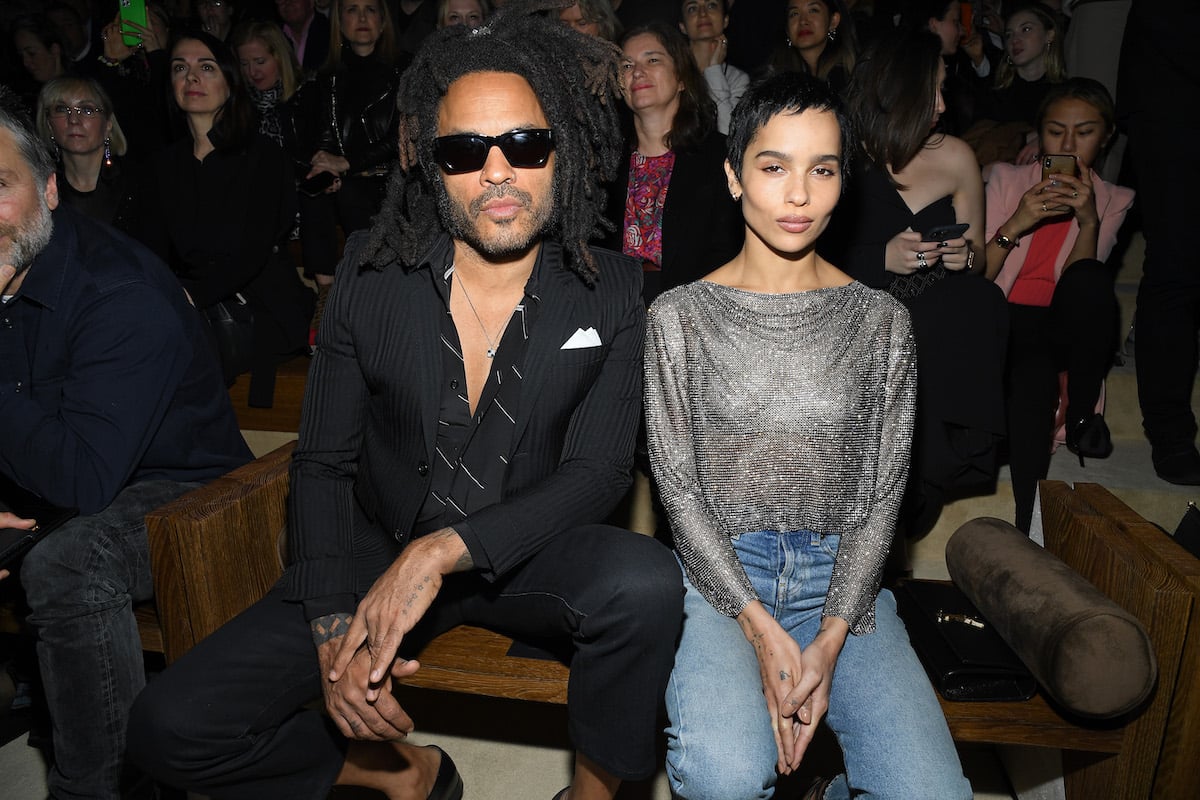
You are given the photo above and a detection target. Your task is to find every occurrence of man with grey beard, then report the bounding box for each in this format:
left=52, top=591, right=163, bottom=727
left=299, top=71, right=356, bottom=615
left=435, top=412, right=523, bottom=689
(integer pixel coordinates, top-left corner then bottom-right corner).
left=0, top=87, right=251, bottom=800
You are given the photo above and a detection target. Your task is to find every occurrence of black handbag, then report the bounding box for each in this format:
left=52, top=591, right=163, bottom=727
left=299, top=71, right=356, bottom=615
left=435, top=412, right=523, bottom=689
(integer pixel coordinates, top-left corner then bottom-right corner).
left=894, top=579, right=1036, bottom=702
left=203, top=294, right=255, bottom=385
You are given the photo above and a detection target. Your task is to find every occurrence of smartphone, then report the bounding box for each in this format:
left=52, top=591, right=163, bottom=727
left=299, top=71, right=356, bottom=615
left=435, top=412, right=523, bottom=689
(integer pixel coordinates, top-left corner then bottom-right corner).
left=922, top=222, right=969, bottom=242
left=118, top=0, right=148, bottom=48
left=298, top=171, right=336, bottom=197
left=1041, top=154, right=1078, bottom=182
left=960, top=1, right=974, bottom=36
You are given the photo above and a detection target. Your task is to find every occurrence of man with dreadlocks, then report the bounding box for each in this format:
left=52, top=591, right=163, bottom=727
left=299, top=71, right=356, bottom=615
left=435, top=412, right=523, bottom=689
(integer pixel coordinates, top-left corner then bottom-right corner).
left=127, top=3, right=684, bottom=799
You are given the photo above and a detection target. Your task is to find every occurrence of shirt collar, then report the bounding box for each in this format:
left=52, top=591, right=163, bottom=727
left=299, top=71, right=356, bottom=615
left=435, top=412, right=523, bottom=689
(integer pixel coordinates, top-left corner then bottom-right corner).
left=9, top=207, right=73, bottom=312
left=417, top=233, right=547, bottom=307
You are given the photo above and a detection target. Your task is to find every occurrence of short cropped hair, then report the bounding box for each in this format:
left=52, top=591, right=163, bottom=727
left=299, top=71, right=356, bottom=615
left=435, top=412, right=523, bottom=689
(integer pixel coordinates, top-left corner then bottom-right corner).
left=725, top=70, right=855, bottom=189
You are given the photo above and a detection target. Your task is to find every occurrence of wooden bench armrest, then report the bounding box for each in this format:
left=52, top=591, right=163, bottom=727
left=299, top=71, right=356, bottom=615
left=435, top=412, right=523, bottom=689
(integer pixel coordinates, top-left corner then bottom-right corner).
left=144, top=441, right=295, bottom=663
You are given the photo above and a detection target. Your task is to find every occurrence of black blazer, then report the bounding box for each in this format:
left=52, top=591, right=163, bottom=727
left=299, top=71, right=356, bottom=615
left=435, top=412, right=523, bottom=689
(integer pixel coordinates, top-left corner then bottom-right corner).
left=284, top=234, right=646, bottom=616
left=603, top=130, right=743, bottom=304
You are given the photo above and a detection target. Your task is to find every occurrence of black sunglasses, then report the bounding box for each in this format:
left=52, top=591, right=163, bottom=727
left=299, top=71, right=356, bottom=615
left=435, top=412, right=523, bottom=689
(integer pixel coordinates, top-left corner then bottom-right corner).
left=432, top=129, right=555, bottom=174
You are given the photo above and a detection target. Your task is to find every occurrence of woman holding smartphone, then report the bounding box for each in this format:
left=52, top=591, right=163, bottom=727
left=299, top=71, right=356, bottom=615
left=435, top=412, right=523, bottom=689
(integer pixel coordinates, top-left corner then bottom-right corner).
left=822, top=29, right=1008, bottom=542
left=985, top=77, right=1135, bottom=532
left=645, top=70, right=970, bottom=800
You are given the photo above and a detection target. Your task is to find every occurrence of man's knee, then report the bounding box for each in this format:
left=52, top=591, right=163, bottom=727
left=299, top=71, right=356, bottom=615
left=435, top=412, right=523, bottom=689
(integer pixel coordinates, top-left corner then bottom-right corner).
left=19, top=516, right=142, bottom=616
left=126, top=674, right=203, bottom=783
left=584, top=528, right=683, bottom=634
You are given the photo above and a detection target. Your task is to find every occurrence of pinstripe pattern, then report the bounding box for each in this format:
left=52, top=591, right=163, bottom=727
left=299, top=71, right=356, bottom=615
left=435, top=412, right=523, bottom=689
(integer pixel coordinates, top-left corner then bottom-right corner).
left=284, top=232, right=645, bottom=612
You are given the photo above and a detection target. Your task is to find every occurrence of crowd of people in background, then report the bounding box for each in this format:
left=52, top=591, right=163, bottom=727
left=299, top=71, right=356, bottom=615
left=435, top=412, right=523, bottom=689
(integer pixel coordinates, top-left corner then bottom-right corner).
left=0, top=0, right=1172, bottom=540
left=3, top=0, right=1196, bottom=798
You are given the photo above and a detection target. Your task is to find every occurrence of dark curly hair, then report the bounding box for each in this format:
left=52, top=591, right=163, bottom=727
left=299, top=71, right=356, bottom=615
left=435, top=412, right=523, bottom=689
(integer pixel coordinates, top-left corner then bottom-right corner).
left=361, top=0, right=626, bottom=285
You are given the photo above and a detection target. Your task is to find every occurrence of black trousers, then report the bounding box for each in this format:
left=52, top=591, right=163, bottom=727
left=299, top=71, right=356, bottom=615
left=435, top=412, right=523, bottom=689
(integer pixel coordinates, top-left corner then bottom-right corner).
left=1005, top=259, right=1118, bottom=531
left=297, top=174, right=389, bottom=278
left=1127, top=111, right=1200, bottom=453
left=127, top=525, right=683, bottom=799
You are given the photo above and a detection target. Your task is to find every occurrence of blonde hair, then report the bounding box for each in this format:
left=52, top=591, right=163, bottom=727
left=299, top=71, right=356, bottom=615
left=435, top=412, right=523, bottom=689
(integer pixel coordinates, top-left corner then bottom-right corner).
left=995, top=2, right=1066, bottom=90
left=35, top=76, right=127, bottom=157
left=327, top=0, right=397, bottom=67
left=231, top=21, right=303, bottom=100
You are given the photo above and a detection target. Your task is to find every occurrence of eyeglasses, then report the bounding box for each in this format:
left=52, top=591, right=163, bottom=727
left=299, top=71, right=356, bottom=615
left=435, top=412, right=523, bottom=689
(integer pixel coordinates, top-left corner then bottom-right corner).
left=47, top=104, right=106, bottom=119
left=432, top=129, right=555, bottom=174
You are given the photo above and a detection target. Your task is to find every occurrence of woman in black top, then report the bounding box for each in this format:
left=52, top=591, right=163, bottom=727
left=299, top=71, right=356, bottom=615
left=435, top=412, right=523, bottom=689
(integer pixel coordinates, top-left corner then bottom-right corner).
left=36, top=76, right=134, bottom=230
left=131, top=30, right=313, bottom=391
left=603, top=21, right=741, bottom=308
left=285, top=0, right=403, bottom=328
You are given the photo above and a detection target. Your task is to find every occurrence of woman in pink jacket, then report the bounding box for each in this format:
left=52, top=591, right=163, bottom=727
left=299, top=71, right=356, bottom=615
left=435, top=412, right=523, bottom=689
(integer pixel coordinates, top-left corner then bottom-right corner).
left=983, top=77, right=1135, bottom=532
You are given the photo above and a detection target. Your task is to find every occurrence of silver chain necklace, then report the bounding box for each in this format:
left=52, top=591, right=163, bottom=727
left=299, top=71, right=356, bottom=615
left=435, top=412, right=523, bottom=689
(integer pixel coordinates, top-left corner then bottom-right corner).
left=455, top=272, right=516, bottom=359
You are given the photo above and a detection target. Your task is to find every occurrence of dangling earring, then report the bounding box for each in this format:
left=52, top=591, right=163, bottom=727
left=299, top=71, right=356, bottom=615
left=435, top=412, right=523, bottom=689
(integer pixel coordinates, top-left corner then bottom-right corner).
left=786, top=37, right=793, bottom=47
left=49, top=135, right=60, bottom=160
left=103, top=137, right=112, bottom=167
left=827, top=27, right=838, bottom=42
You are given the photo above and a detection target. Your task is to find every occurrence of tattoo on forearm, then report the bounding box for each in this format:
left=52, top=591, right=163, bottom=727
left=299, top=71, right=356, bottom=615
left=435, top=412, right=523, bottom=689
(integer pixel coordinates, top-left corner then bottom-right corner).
left=311, top=612, right=353, bottom=646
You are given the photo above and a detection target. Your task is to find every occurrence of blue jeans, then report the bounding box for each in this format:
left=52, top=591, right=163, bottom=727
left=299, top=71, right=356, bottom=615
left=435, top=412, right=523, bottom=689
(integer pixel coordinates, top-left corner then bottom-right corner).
left=664, top=530, right=971, bottom=800
left=19, top=479, right=198, bottom=800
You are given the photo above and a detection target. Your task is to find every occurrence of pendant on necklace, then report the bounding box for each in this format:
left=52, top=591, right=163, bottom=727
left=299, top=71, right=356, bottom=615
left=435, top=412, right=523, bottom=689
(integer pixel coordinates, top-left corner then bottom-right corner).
left=487, top=348, right=495, bottom=358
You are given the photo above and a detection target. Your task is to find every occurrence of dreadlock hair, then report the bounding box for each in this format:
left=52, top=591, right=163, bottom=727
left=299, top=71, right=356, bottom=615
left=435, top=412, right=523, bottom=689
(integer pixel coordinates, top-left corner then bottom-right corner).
left=361, top=0, right=625, bottom=285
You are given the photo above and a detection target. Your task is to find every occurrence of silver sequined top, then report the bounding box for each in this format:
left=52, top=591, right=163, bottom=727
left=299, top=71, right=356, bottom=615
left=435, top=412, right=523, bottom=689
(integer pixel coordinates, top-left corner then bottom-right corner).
left=644, top=280, right=917, bottom=635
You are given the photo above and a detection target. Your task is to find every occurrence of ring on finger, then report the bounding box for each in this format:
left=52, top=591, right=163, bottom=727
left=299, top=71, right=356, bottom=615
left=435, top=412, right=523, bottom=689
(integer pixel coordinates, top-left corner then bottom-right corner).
left=1072, top=190, right=1078, bottom=198
left=1042, top=201, right=1047, bottom=212
left=916, top=252, right=928, bottom=269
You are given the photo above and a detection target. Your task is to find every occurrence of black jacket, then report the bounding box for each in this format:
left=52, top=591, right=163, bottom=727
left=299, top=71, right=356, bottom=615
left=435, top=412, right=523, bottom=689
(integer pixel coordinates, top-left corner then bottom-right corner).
left=602, top=130, right=743, bottom=305
left=283, top=49, right=402, bottom=176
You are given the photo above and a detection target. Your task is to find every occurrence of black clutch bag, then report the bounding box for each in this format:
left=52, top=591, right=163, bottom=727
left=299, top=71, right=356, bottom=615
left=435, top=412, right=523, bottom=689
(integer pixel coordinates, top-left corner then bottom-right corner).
left=894, top=579, right=1036, bottom=702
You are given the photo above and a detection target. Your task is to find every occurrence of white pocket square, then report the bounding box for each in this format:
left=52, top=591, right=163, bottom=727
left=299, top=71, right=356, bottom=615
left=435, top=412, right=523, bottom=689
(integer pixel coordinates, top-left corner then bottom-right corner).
left=561, top=327, right=602, bottom=349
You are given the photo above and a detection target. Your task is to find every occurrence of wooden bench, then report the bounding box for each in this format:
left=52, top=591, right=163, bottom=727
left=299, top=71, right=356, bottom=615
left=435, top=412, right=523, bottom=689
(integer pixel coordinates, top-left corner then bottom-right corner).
left=931, top=480, right=1200, bottom=799
left=138, top=453, right=1200, bottom=798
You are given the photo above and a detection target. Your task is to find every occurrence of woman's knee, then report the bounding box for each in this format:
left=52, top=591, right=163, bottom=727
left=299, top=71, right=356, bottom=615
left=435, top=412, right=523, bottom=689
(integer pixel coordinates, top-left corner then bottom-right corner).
left=667, top=736, right=775, bottom=800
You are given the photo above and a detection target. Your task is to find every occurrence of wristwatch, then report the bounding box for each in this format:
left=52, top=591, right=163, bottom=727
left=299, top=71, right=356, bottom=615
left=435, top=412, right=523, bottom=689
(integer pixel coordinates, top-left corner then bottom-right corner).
left=993, top=232, right=1018, bottom=251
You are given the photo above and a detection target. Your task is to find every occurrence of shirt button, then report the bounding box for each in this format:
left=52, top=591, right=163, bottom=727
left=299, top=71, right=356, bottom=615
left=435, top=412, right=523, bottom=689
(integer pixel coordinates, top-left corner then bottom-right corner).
left=449, top=379, right=458, bottom=390
left=417, top=461, right=429, bottom=476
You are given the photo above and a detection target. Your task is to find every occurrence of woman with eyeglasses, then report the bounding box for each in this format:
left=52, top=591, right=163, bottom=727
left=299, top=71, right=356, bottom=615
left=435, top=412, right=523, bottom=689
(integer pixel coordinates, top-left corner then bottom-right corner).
left=36, top=77, right=134, bottom=229
left=604, top=21, right=742, bottom=308
left=283, top=0, right=403, bottom=336
left=129, top=30, right=313, bottom=389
